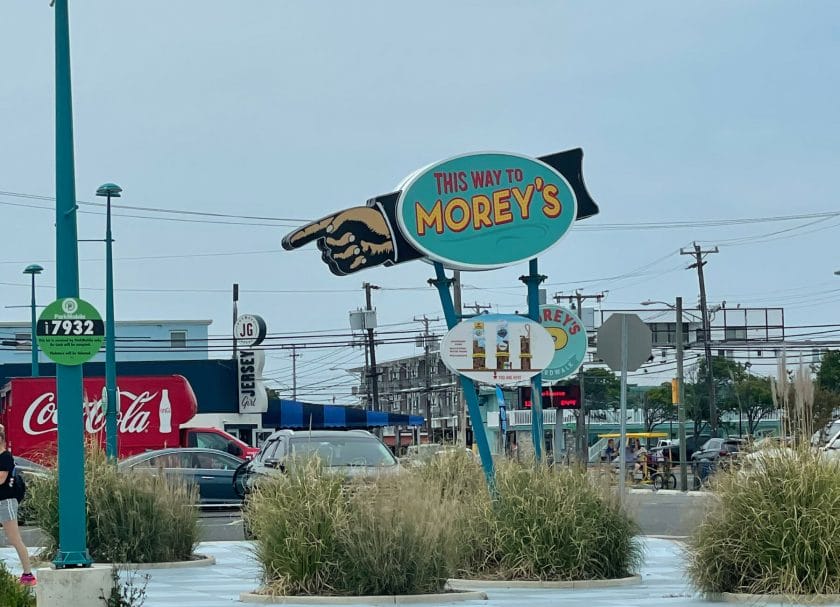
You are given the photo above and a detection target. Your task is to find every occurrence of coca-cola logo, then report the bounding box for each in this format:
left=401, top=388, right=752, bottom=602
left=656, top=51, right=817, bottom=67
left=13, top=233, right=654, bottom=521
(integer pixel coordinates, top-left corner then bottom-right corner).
left=22, top=390, right=156, bottom=436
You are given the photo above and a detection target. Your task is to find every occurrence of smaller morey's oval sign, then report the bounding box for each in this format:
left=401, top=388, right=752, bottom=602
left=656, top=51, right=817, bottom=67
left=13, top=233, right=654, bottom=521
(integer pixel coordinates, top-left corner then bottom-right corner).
left=397, top=152, right=578, bottom=270
left=440, top=314, right=555, bottom=385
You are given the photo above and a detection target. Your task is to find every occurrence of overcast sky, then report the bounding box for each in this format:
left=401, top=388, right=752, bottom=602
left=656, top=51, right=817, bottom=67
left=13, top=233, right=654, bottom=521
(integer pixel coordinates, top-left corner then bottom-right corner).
left=2, top=2, right=838, bottom=403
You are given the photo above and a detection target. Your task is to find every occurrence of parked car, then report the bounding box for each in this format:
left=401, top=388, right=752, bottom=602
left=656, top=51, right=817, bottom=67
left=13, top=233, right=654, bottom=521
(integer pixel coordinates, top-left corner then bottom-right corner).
left=400, top=444, right=473, bottom=468
left=690, top=437, right=745, bottom=464
left=13, top=455, right=48, bottom=478
left=233, top=429, right=399, bottom=497
left=14, top=455, right=49, bottom=525
left=119, top=447, right=244, bottom=507
left=821, top=429, right=840, bottom=462
left=642, top=435, right=711, bottom=464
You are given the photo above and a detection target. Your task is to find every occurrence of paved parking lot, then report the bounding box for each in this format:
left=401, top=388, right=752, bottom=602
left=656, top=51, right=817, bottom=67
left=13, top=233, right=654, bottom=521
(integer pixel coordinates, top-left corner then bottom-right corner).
left=3, top=537, right=837, bottom=607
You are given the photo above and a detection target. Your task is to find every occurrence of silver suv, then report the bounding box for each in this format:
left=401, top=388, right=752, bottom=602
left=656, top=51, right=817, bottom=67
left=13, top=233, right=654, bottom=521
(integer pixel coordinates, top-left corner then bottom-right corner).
left=233, top=429, right=399, bottom=496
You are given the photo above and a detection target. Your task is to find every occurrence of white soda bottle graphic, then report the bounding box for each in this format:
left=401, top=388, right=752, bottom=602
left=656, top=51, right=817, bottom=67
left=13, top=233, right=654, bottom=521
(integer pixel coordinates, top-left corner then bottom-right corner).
left=159, top=389, right=172, bottom=434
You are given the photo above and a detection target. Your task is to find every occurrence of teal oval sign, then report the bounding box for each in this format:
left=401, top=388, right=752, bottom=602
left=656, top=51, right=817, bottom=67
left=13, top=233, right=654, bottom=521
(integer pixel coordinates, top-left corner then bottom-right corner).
left=396, top=152, right=578, bottom=270
left=539, top=304, right=588, bottom=380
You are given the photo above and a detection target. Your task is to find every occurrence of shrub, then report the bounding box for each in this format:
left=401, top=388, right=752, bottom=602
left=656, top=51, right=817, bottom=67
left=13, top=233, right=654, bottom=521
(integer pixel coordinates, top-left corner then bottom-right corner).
left=687, top=449, right=840, bottom=595
left=244, top=458, right=464, bottom=596
left=245, top=460, right=347, bottom=596
left=246, top=455, right=641, bottom=595
left=456, top=460, right=642, bottom=581
left=28, top=448, right=199, bottom=563
left=0, top=561, right=34, bottom=607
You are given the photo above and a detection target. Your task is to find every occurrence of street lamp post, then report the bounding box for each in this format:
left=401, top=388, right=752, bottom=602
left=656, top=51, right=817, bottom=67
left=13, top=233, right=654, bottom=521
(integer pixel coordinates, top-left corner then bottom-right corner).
left=23, top=264, right=44, bottom=377
left=642, top=299, right=688, bottom=491
left=96, top=183, right=122, bottom=459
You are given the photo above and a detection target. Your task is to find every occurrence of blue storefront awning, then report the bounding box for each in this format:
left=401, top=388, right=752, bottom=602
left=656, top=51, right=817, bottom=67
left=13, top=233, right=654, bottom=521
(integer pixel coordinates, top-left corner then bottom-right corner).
left=262, top=399, right=424, bottom=430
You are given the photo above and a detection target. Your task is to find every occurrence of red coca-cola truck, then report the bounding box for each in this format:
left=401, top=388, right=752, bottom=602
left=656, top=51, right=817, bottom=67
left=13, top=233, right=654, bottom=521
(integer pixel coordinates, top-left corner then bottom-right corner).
left=0, top=375, right=259, bottom=463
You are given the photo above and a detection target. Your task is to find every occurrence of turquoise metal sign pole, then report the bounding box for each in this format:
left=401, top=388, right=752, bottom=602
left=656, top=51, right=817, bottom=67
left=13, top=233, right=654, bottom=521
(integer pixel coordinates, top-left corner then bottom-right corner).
left=432, top=262, right=496, bottom=492
left=523, top=259, right=546, bottom=461
left=54, top=0, right=91, bottom=568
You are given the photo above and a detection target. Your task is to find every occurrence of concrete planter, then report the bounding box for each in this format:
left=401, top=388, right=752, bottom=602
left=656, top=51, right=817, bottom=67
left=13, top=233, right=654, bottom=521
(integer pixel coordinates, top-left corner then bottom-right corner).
left=240, top=590, right=488, bottom=604
left=712, top=592, right=840, bottom=605
left=448, top=575, right=642, bottom=590
left=35, top=565, right=114, bottom=607
left=105, top=553, right=216, bottom=569
left=33, top=553, right=216, bottom=570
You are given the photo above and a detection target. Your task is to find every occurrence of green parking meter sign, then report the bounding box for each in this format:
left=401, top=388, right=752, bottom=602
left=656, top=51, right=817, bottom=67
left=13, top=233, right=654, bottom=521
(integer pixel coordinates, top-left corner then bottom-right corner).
left=37, top=298, right=105, bottom=366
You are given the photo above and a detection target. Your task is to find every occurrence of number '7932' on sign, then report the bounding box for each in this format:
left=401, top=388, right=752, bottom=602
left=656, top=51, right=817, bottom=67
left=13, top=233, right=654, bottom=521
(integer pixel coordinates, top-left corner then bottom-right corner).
left=39, top=319, right=101, bottom=336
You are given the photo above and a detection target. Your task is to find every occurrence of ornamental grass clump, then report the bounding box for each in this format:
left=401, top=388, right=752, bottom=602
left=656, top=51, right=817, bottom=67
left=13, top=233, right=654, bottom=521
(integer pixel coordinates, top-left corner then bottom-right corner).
left=245, top=460, right=347, bottom=596
left=339, top=475, right=462, bottom=595
left=245, top=457, right=466, bottom=596
left=0, top=561, right=34, bottom=607
left=28, top=448, right=199, bottom=563
left=687, top=448, right=840, bottom=595
left=457, top=460, right=642, bottom=581
left=688, top=357, right=840, bottom=596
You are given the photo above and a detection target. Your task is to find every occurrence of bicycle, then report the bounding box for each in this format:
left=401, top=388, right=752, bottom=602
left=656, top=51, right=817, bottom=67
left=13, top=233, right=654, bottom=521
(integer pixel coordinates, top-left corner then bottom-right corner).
left=651, top=462, right=677, bottom=490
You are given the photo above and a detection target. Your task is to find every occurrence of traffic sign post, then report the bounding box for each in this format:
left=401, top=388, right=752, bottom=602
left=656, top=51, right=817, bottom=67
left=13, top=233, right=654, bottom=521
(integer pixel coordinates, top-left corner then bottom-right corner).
left=597, top=314, right=652, bottom=505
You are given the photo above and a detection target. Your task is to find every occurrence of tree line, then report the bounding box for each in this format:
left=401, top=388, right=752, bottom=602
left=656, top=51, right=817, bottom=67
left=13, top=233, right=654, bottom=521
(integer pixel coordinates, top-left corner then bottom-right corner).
left=559, top=350, right=840, bottom=438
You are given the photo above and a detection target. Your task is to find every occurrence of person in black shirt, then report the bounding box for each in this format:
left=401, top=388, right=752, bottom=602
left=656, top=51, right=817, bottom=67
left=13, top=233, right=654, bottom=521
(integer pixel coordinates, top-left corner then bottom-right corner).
left=604, top=438, right=616, bottom=462
left=0, top=426, right=35, bottom=586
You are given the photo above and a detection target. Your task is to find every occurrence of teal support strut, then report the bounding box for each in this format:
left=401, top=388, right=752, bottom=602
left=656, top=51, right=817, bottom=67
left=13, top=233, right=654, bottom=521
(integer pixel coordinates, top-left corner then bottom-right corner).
left=53, top=0, right=91, bottom=568
left=431, top=262, right=496, bottom=493
left=522, top=259, right=546, bottom=461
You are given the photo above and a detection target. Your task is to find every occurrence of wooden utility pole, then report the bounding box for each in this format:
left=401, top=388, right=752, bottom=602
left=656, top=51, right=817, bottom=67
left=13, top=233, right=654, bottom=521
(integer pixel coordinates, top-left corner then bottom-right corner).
left=463, top=302, right=492, bottom=316
left=415, top=315, right=441, bottom=441
left=363, top=282, right=381, bottom=411
left=681, top=243, right=719, bottom=435
left=289, top=345, right=301, bottom=401
left=555, top=290, right=605, bottom=465
left=452, top=271, right=468, bottom=447
left=453, top=270, right=462, bottom=318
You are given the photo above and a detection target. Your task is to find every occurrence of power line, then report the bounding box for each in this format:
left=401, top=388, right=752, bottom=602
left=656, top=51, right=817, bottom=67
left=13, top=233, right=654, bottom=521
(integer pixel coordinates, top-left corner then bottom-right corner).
left=3, top=188, right=840, bottom=232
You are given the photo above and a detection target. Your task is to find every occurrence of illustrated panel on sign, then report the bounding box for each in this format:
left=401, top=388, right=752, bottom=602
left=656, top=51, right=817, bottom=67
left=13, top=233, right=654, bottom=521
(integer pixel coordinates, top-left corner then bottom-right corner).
left=440, top=314, right=555, bottom=385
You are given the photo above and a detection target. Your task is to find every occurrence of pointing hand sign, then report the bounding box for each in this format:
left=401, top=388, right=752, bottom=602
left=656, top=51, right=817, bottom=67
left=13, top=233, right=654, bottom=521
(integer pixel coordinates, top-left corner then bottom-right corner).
left=280, top=149, right=599, bottom=276
left=282, top=206, right=396, bottom=276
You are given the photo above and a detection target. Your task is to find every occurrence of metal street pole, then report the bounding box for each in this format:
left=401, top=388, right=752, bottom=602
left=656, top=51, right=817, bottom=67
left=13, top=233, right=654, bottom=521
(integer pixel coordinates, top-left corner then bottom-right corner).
left=54, top=0, right=91, bottom=567
left=97, top=183, right=121, bottom=460
left=676, top=297, right=688, bottom=492
left=23, top=265, right=44, bottom=377
left=618, top=314, right=629, bottom=505
left=521, top=259, right=545, bottom=461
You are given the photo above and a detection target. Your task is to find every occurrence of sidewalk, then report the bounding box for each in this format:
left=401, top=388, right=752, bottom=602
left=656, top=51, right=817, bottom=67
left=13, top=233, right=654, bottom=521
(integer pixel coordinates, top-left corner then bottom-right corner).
left=1, top=538, right=836, bottom=607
